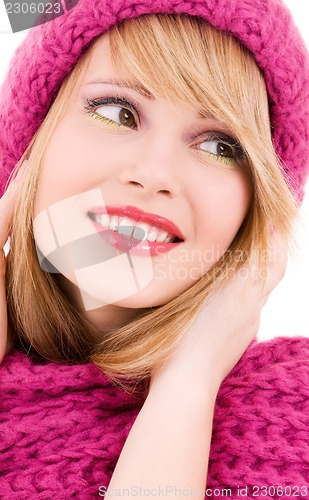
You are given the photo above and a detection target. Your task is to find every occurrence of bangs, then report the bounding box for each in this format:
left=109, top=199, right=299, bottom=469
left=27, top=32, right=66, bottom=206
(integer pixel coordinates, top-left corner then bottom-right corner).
left=108, top=14, right=270, bottom=139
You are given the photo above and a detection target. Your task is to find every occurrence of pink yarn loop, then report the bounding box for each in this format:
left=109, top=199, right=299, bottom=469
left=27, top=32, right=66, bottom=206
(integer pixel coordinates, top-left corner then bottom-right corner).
left=0, top=336, right=308, bottom=497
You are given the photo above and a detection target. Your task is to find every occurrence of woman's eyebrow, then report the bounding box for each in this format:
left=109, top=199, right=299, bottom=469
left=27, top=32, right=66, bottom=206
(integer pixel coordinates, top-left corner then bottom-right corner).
left=82, top=79, right=154, bottom=99
left=82, top=79, right=215, bottom=119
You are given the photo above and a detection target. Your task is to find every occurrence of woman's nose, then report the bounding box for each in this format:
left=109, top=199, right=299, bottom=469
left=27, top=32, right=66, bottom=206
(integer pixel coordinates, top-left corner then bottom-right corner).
left=117, top=133, right=183, bottom=198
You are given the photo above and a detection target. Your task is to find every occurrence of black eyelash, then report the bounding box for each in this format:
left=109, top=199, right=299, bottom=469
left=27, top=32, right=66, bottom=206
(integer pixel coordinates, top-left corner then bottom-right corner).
left=209, top=132, right=245, bottom=159
left=84, top=96, right=140, bottom=119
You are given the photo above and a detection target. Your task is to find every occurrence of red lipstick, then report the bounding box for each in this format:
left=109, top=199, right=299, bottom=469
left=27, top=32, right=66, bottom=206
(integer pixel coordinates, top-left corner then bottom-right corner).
left=89, top=205, right=184, bottom=241
left=87, top=205, right=184, bottom=256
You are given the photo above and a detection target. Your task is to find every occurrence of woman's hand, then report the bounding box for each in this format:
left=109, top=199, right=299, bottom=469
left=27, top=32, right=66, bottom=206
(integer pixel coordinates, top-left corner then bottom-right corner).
left=0, top=161, right=26, bottom=362
left=106, top=230, right=288, bottom=498
left=151, top=229, right=288, bottom=395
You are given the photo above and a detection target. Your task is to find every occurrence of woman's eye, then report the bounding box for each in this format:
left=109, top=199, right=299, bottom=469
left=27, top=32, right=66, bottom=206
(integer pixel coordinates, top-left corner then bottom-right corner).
left=84, top=97, right=138, bottom=130
left=96, top=105, right=136, bottom=129
left=198, top=135, right=245, bottom=165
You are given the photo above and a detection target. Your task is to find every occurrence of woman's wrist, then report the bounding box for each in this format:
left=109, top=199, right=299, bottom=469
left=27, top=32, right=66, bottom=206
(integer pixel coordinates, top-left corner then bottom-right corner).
left=150, top=351, right=222, bottom=405
left=108, top=346, right=217, bottom=496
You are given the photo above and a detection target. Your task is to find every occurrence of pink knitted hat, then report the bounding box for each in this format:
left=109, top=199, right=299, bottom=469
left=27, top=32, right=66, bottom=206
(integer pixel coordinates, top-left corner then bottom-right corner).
left=0, top=0, right=308, bottom=201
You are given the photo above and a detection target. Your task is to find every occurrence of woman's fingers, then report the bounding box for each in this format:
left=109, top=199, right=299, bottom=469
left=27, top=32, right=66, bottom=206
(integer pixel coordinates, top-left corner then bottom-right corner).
left=0, top=161, right=26, bottom=360
left=0, top=184, right=18, bottom=278
left=264, top=229, right=288, bottom=294
left=154, top=227, right=291, bottom=387
left=0, top=161, right=27, bottom=252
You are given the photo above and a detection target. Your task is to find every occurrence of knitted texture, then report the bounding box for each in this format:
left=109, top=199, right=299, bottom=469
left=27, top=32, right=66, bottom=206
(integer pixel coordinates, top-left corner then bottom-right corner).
left=0, top=0, right=308, bottom=201
left=0, top=336, right=308, bottom=499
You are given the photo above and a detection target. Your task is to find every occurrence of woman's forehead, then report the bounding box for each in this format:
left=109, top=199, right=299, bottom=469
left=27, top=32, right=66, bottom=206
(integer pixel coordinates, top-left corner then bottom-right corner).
left=79, top=32, right=183, bottom=96
left=78, top=33, right=210, bottom=118
left=75, top=23, right=256, bottom=131
left=79, top=34, right=168, bottom=103
left=79, top=34, right=154, bottom=98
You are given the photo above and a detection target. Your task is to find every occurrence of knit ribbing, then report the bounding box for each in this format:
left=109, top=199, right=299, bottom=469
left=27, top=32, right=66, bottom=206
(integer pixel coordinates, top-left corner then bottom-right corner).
left=0, top=336, right=308, bottom=499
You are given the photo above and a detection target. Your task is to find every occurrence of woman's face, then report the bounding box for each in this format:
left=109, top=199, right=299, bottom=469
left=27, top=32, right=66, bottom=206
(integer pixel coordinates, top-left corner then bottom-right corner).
left=33, top=34, right=252, bottom=324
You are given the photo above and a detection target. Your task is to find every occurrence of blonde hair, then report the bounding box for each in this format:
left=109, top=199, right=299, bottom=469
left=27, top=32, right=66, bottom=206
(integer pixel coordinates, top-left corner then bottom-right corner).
left=6, top=14, right=298, bottom=391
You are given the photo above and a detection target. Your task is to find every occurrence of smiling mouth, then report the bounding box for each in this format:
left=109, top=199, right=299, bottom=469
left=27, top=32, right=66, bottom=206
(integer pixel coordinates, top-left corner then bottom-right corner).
left=87, top=212, right=184, bottom=244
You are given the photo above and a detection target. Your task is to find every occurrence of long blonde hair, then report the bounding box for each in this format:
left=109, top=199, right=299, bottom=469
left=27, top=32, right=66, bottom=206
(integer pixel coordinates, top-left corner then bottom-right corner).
left=6, top=14, right=298, bottom=390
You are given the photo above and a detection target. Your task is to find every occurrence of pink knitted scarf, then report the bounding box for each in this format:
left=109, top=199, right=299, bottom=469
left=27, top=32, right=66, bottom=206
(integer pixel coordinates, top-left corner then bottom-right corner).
left=1, top=336, right=308, bottom=499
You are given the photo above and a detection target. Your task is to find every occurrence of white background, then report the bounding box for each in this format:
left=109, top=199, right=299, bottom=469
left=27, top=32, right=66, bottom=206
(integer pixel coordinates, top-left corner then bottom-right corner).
left=0, top=0, right=308, bottom=340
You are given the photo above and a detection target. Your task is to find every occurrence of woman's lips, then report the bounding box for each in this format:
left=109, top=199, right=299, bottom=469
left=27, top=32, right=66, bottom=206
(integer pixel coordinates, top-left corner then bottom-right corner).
left=88, top=205, right=185, bottom=241
left=87, top=204, right=185, bottom=256
left=88, top=218, right=183, bottom=257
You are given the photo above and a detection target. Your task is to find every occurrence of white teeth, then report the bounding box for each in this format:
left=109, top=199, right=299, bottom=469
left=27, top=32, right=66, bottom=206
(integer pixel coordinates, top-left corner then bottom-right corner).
left=100, top=214, right=110, bottom=228
left=132, top=223, right=149, bottom=241
left=110, top=216, right=118, bottom=231
left=91, top=213, right=178, bottom=243
left=156, top=230, right=169, bottom=242
left=147, top=229, right=159, bottom=242
left=118, top=218, right=134, bottom=237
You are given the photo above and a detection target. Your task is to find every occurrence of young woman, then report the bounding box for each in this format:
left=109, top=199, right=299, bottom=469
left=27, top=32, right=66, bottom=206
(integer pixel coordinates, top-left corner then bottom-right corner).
left=0, top=0, right=308, bottom=497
